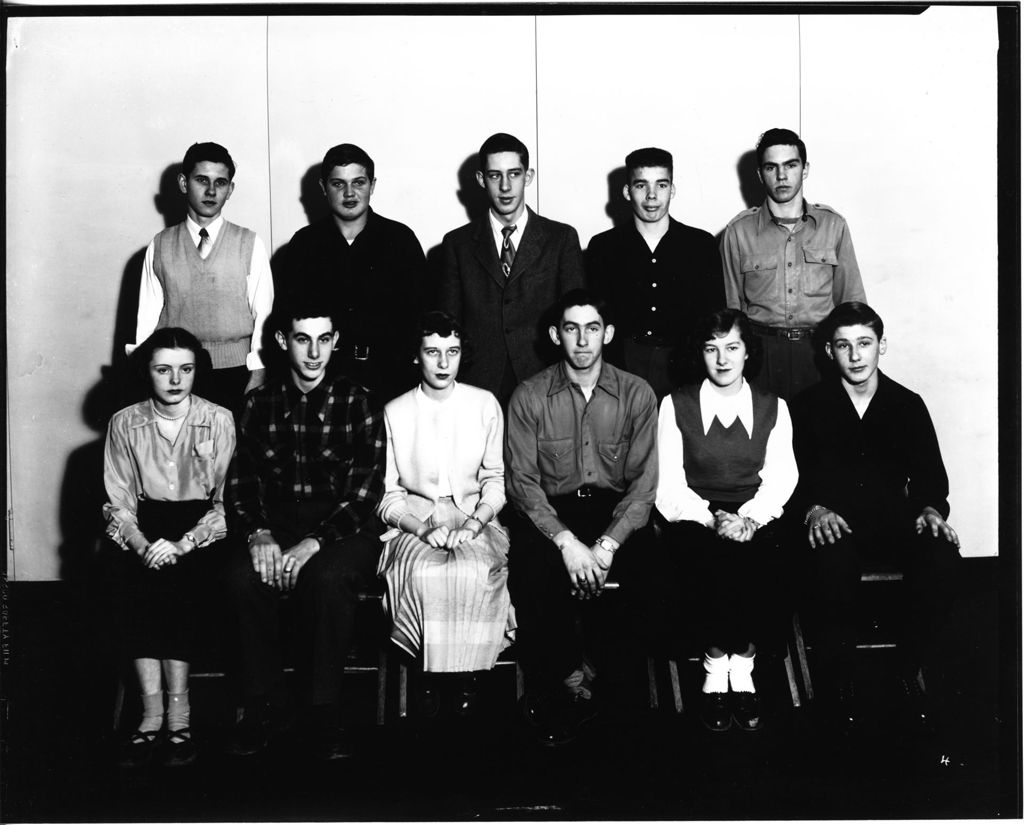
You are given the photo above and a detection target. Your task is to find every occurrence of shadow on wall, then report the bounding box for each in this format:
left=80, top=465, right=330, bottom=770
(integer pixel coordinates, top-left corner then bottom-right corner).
left=269, top=163, right=331, bottom=301
left=424, top=152, right=491, bottom=302
left=714, top=150, right=763, bottom=246
left=604, top=165, right=633, bottom=231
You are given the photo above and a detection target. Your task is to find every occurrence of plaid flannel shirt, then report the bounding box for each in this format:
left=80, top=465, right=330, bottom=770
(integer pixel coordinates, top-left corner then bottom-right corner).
left=228, top=375, right=385, bottom=546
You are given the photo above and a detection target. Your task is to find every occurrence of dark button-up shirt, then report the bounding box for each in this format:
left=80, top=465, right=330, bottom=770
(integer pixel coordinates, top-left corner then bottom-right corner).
left=790, top=371, right=950, bottom=531
left=505, top=361, right=658, bottom=546
left=587, top=217, right=724, bottom=349
left=228, top=375, right=385, bottom=546
left=721, top=201, right=864, bottom=328
left=279, top=209, right=426, bottom=370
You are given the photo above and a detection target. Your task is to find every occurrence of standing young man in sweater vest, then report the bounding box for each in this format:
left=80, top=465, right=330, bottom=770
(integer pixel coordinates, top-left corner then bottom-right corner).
left=129, top=142, right=274, bottom=417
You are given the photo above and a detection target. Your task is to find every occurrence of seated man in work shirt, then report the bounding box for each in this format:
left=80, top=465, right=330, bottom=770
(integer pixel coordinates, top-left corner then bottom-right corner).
left=225, top=297, right=385, bottom=761
left=505, top=289, right=658, bottom=747
left=790, top=301, right=960, bottom=735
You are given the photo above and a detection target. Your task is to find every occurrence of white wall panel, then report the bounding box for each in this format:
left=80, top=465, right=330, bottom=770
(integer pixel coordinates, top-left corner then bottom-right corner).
left=801, top=7, right=999, bottom=559
left=536, top=15, right=801, bottom=243
left=265, top=16, right=537, bottom=257
left=6, top=17, right=270, bottom=579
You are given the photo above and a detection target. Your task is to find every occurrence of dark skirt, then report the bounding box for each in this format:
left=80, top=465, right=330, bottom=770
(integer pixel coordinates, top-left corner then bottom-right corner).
left=123, top=499, right=211, bottom=661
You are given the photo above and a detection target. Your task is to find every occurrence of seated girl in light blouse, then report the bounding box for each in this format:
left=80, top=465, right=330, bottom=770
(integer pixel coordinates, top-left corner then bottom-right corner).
left=655, top=308, right=798, bottom=733
left=103, top=327, right=235, bottom=767
left=376, top=311, right=514, bottom=718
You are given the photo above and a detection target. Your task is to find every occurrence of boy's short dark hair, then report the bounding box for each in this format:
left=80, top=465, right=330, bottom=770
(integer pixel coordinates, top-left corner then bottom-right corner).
left=820, top=301, right=885, bottom=342
left=478, top=133, right=529, bottom=172
left=321, top=143, right=375, bottom=182
left=755, top=128, right=807, bottom=166
left=552, top=288, right=613, bottom=328
left=131, top=326, right=211, bottom=387
left=273, top=297, right=338, bottom=336
left=182, top=142, right=236, bottom=179
left=625, top=147, right=673, bottom=180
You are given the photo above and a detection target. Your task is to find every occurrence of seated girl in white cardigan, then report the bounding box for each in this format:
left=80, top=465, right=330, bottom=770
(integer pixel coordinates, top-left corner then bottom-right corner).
left=376, top=311, right=515, bottom=718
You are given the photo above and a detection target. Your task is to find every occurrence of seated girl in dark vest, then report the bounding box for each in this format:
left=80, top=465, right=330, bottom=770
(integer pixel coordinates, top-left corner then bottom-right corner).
left=655, top=308, right=798, bottom=732
left=103, top=327, right=235, bottom=767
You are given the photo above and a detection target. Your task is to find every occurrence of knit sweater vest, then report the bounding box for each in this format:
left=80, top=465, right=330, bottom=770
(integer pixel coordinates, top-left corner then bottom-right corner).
left=670, top=383, right=778, bottom=504
left=154, top=221, right=256, bottom=370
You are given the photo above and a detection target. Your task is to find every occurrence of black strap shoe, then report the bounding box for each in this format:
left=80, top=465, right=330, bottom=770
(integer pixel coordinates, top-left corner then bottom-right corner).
left=700, top=692, right=732, bottom=732
left=731, top=691, right=764, bottom=731
left=453, top=673, right=480, bottom=719
left=117, top=729, right=162, bottom=768
left=162, top=727, right=198, bottom=767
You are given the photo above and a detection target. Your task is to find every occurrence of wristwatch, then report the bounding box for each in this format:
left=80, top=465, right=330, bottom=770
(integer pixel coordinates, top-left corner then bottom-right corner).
left=596, top=537, right=617, bottom=554
left=183, top=532, right=198, bottom=550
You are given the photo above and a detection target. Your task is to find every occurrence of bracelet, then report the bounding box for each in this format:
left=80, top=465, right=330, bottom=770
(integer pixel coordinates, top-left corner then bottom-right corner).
left=247, top=527, right=271, bottom=545
left=803, top=506, right=826, bottom=525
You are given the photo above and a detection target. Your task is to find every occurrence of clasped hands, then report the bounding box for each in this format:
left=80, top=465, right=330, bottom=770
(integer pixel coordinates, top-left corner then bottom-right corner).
left=138, top=536, right=193, bottom=569
left=417, top=518, right=481, bottom=550
left=249, top=533, right=320, bottom=591
left=558, top=533, right=614, bottom=600
left=712, top=510, right=759, bottom=543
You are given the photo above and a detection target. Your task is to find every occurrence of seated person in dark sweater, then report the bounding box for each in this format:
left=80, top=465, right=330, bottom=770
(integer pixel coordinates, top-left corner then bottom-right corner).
left=129, top=142, right=274, bottom=417
left=656, top=309, right=797, bottom=733
left=278, top=143, right=427, bottom=402
left=224, top=298, right=385, bottom=761
left=587, top=147, right=724, bottom=398
left=791, top=301, right=961, bottom=732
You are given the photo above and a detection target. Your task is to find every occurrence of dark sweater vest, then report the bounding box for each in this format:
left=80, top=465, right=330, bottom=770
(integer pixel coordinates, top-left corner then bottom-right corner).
left=154, top=221, right=256, bottom=370
left=670, top=383, right=778, bottom=504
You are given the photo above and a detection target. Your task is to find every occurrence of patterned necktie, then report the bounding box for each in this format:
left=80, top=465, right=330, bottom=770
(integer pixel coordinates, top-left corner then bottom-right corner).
left=197, top=227, right=211, bottom=259
left=500, top=225, right=517, bottom=277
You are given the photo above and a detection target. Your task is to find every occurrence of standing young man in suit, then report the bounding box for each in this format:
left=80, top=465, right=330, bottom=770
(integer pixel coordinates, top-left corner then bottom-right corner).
left=438, top=133, right=586, bottom=406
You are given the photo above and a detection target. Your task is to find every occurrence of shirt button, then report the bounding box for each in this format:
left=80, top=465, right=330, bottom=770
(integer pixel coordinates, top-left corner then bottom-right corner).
left=650, top=306, right=657, bottom=312
left=168, top=483, right=175, bottom=489
left=788, top=288, right=794, bottom=294
left=787, top=262, right=792, bottom=268
left=651, top=282, right=658, bottom=288
left=787, top=237, right=793, bottom=243
left=651, top=258, right=657, bottom=263
left=787, top=314, right=793, bottom=319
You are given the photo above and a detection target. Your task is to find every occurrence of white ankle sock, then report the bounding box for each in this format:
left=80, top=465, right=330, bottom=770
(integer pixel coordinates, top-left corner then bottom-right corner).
left=728, top=653, right=756, bottom=693
left=167, top=690, right=191, bottom=732
left=702, top=653, right=729, bottom=694
left=138, top=691, right=164, bottom=734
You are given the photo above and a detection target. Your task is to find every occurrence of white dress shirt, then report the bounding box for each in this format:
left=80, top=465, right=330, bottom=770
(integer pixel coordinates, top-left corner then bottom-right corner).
left=487, top=207, right=529, bottom=262
left=655, top=378, right=798, bottom=527
left=129, top=215, right=274, bottom=370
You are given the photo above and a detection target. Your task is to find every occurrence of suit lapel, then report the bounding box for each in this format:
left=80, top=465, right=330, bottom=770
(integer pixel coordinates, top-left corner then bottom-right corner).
left=471, top=218, right=505, bottom=289
left=507, top=208, right=543, bottom=285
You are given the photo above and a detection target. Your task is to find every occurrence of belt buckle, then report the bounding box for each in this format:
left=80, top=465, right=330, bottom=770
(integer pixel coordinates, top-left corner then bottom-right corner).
left=353, top=344, right=370, bottom=361
left=786, top=328, right=804, bottom=341
left=575, top=487, right=593, bottom=499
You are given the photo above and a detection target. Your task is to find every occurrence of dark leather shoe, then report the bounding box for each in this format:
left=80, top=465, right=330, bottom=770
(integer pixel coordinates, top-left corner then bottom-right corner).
left=416, top=679, right=442, bottom=720
left=731, top=691, right=764, bottom=731
left=224, top=713, right=271, bottom=757
left=313, top=725, right=354, bottom=761
left=700, top=692, right=732, bottom=732
left=522, top=694, right=577, bottom=748
left=900, top=672, right=935, bottom=735
left=118, top=729, right=162, bottom=768
left=453, top=673, right=480, bottom=719
left=162, top=727, right=198, bottom=767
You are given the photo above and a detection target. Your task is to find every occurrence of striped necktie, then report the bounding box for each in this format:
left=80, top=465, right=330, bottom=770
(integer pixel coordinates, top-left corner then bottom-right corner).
left=197, top=227, right=211, bottom=259
left=500, top=225, right=516, bottom=277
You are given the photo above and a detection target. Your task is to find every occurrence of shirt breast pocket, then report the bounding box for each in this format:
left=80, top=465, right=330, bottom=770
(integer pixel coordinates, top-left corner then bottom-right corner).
left=801, top=247, right=838, bottom=297
left=597, top=440, right=628, bottom=481
left=740, top=255, right=779, bottom=304
left=537, top=436, right=574, bottom=479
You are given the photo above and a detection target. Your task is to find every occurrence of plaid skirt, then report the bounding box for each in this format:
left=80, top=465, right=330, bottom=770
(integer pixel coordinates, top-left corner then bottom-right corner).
left=378, top=498, right=516, bottom=672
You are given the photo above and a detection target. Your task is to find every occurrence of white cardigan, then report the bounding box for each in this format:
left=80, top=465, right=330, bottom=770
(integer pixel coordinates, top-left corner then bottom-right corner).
left=377, top=383, right=506, bottom=538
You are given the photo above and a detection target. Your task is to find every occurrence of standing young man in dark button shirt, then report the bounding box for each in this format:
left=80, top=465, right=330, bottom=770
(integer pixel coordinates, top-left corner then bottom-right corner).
left=280, top=143, right=427, bottom=403
left=722, top=128, right=865, bottom=400
left=791, top=301, right=960, bottom=734
left=438, top=133, right=586, bottom=406
left=224, top=298, right=385, bottom=761
left=505, top=289, right=658, bottom=746
left=587, top=147, right=724, bottom=398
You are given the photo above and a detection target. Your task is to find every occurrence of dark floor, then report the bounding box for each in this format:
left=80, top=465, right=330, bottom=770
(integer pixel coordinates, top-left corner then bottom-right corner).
left=1, top=557, right=1018, bottom=822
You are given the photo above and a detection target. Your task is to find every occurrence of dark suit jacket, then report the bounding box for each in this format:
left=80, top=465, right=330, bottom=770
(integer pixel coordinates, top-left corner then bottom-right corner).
left=437, top=208, right=585, bottom=399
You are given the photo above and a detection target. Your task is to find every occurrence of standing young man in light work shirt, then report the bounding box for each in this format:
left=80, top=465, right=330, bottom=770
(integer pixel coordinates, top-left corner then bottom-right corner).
left=130, top=142, right=273, bottom=417
left=721, top=128, right=865, bottom=400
